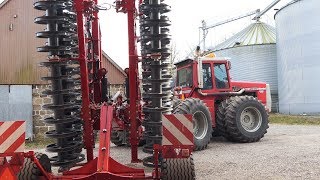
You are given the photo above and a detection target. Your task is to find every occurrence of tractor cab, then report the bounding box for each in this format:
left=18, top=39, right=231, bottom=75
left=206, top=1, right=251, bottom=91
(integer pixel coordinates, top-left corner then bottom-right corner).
left=174, top=57, right=232, bottom=98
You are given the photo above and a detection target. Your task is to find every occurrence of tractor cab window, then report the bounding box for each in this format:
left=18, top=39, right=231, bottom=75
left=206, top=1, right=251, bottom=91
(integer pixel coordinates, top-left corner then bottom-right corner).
left=214, top=63, right=229, bottom=89
left=177, top=66, right=193, bottom=87
left=202, top=64, right=212, bottom=89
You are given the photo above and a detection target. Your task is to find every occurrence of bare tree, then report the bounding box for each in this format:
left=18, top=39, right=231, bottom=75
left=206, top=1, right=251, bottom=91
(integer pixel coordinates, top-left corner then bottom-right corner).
left=169, top=42, right=179, bottom=77
left=169, top=42, right=179, bottom=64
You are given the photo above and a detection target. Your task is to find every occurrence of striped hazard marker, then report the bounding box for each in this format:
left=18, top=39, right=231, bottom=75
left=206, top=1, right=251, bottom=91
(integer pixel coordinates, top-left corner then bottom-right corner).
left=0, top=121, right=26, bottom=153
left=162, top=114, right=193, bottom=146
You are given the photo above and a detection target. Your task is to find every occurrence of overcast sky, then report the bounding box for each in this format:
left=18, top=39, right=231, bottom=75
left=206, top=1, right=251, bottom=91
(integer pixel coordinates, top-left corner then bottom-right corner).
left=99, top=0, right=291, bottom=69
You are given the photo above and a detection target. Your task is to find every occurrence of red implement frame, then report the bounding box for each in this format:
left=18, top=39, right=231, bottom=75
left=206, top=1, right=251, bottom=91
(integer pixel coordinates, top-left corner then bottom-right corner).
left=56, top=105, right=150, bottom=179
left=115, top=0, right=140, bottom=163
left=76, top=0, right=142, bottom=164
left=74, top=0, right=94, bottom=162
left=0, top=107, right=151, bottom=179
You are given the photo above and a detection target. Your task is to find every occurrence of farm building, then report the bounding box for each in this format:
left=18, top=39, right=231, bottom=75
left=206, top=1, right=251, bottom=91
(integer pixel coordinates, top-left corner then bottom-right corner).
left=0, top=0, right=126, bottom=138
left=275, top=0, right=320, bottom=115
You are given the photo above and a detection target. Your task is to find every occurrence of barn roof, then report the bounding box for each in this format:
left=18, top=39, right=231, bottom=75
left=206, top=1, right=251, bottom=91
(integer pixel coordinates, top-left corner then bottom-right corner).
left=102, top=51, right=126, bottom=77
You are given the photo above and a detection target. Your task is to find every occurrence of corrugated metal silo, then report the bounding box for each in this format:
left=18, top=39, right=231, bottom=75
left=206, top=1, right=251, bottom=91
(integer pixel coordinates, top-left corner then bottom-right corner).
left=275, top=0, right=320, bottom=115
left=212, top=21, right=278, bottom=112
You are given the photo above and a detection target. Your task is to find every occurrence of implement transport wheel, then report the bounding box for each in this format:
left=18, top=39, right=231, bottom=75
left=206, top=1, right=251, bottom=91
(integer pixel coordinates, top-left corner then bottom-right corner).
left=161, top=155, right=196, bottom=180
left=225, top=96, right=269, bottom=142
left=174, top=98, right=212, bottom=151
left=17, top=152, right=51, bottom=180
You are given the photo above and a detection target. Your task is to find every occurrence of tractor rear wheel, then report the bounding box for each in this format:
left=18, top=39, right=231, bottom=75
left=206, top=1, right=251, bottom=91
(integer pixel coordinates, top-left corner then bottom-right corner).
left=174, top=98, right=212, bottom=151
left=17, top=152, right=51, bottom=180
left=161, top=155, right=196, bottom=180
left=216, top=97, right=235, bottom=140
left=225, top=96, right=269, bottom=142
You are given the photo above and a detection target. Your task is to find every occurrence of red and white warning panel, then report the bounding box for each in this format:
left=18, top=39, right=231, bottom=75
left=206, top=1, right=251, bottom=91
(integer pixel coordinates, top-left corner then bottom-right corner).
left=162, top=114, right=193, bottom=146
left=0, top=121, right=26, bottom=153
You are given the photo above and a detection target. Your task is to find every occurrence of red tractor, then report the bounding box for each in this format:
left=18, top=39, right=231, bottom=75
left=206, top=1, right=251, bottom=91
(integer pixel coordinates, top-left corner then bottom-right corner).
left=173, top=55, right=271, bottom=150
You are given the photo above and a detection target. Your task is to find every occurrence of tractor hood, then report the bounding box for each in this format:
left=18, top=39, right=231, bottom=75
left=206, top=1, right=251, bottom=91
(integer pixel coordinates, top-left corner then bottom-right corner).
left=230, top=80, right=267, bottom=90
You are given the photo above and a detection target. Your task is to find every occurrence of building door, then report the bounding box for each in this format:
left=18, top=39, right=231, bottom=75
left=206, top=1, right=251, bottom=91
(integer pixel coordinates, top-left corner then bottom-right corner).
left=0, top=85, right=33, bottom=139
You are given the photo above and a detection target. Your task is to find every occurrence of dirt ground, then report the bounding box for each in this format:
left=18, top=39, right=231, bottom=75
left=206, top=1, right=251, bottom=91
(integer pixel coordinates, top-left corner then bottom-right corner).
left=32, top=124, right=320, bottom=179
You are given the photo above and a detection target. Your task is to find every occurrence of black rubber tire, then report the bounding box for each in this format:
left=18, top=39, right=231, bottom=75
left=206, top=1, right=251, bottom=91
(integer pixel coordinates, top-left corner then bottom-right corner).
left=216, top=97, right=235, bottom=140
left=111, top=130, right=125, bottom=146
left=172, top=97, right=182, bottom=112
left=174, top=98, right=212, bottom=151
left=17, top=153, right=51, bottom=180
left=225, top=96, right=269, bottom=143
left=161, top=155, right=196, bottom=180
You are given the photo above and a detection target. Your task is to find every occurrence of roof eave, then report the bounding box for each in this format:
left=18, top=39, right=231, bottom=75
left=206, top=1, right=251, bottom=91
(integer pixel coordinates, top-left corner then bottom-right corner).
left=0, top=0, right=9, bottom=9
left=101, top=51, right=127, bottom=76
left=213, top=43, right=276, bottom=52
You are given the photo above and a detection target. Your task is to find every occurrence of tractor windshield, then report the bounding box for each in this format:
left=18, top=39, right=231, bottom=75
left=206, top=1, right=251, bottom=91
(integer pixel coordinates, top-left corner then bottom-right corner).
left=177, top=66, right=193, bottom=88
left=214, top=63, right=229, bottom=89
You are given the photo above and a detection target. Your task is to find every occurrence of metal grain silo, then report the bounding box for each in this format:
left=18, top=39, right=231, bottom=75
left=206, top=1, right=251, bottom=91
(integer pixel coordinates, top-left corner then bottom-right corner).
left=275, top=0, right=320, bottom=115
left=212, top=21, right=278, bottom=112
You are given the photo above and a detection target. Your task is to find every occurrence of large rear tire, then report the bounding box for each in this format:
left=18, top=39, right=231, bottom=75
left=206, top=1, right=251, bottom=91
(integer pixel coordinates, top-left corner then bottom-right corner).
left=216, top=97, right=234, bottom=140
left=17, top=153, right=51, bottom=180
left=225, top=96, right=269, bottom=142
left=161, top=155, right=196, bottom=180
left=174, top=98, right=212, bottom=151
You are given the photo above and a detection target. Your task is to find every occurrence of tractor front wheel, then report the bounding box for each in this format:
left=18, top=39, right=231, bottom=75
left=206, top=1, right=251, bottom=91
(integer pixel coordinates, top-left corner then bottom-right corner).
left=174, top=98, right=212, bottom=151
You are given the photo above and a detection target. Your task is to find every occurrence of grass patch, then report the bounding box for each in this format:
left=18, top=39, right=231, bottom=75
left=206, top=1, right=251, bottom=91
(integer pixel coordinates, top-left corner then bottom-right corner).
left=269, top=113, right=320, bottom=125
left=25, top=136, right=54, bottom=149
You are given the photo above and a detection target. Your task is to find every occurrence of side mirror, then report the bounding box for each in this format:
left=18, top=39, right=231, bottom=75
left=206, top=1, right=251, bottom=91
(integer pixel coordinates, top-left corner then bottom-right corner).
left=227, top=61, right=232, bottom=70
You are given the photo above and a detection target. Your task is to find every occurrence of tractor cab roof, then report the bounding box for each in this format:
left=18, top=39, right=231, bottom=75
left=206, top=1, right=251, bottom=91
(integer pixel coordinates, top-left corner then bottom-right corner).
left=174, top=59, right=194, bottom=67
left=174, top=57, right=231, bottom=67
left=199, top=57, right=230, bottom=61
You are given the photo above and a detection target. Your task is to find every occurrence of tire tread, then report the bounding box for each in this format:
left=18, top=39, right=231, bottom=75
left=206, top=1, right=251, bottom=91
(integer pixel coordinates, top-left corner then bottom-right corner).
left=161, top=155, right=195, bottom=180
left=224, top=95, right=269, bottom=143
left=17, top=152, right=51, bottom=180
left=173, top=98, right=212, bottom=151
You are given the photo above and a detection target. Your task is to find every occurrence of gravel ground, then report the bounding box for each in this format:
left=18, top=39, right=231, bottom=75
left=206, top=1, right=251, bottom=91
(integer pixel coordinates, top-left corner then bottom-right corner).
left=197, top=124, right=320, bottom=180
left=32, top=124, right=320, bottom=179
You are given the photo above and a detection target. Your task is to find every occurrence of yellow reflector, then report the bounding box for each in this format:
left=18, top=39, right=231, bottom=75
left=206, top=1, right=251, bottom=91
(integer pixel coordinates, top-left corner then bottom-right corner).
left=205, top=53, right=216, bottom=58
left=181, top=94, right=185, bottom=100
